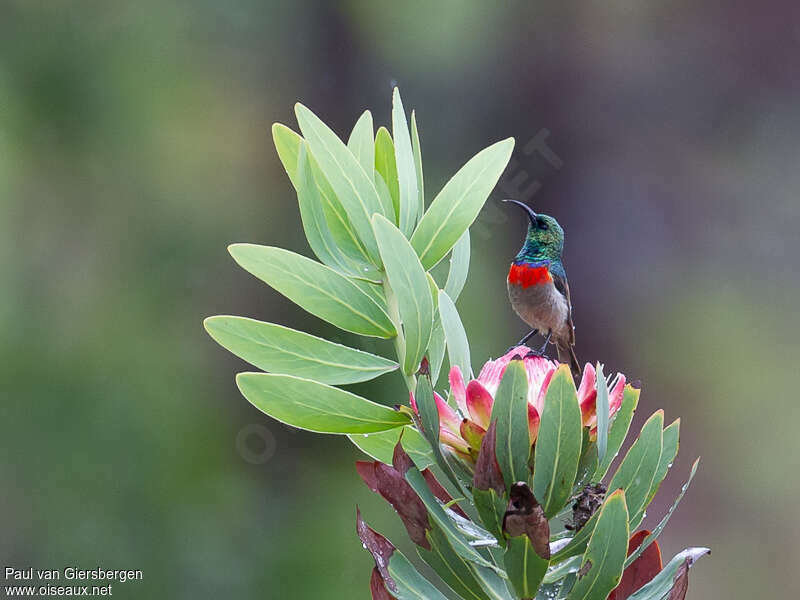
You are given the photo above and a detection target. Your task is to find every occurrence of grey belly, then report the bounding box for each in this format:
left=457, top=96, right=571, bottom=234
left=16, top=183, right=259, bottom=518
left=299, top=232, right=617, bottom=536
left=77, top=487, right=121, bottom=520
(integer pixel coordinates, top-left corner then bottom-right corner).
left=507, top=281, right=570, bottom=338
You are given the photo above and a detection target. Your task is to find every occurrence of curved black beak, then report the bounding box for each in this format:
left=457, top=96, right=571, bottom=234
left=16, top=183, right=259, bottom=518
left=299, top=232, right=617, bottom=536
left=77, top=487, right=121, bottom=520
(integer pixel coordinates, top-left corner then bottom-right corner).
left=502, top=199, right=538, bottom=223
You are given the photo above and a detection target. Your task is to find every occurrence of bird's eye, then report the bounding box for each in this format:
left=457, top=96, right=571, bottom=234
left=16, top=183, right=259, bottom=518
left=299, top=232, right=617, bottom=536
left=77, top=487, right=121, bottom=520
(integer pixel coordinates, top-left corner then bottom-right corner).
left=538, top=220, right=548, bottom=230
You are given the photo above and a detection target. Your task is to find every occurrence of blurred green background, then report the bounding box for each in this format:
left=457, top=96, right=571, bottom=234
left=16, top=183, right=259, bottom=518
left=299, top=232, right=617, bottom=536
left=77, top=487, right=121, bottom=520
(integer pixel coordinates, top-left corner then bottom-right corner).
left=2, top=1, right=798, bottom=598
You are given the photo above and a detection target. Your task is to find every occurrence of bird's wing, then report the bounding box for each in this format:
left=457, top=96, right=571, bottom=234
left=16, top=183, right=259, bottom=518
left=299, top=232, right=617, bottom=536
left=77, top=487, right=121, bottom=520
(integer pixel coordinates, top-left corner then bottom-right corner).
left=552, top=271, right=576, bottom=345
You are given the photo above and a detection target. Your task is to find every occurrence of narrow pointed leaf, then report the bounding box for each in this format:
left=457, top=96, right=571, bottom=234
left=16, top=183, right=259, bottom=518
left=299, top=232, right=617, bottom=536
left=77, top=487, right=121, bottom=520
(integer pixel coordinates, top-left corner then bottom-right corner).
left=295, top=103, right=386, bottom=263
left=405, top=467, right=495, bottom=568
left=505, top=536, right=549, bottom=600
left=392, top=89, right=419, bottom=234
left=348, top=110, right=375, bottom=176
left=204, top=316, right=397, bottom=384
left=387, top=549, right=451, bottom=600
left=533, top=365, right=584, bottom=517
left=237, top=373, right=410, bottom=434
left=607, top=411, right=663, bottom=529
left=273, top=126, right=345, bottom=270
left=490, top=359, right=531, bottom=490
left=567, top=489, right=630, bottom=600
left=349, top=427, right=435, bottom=470
left=414, top=370, right=440, bottom=454
left=229, top=244, right=395, bottom=338
left=418, top=523, right=492, bottom=600
left=273, top=124, right=379, bottom=279
left=272, top=123, right=378, bottom=279
left=595, top=385, right=639, bottom=481
left=444, top=230, right=470, bottom=301
left=411, top=110, right=424, bottom=221
left=373, top=215, right=434, bottom=374
left=411, top=138, right=514, bottom=269
left=625, top=458, right=700, bottom=568
left=595, top=364, right=609, bottom=465
left=626, top=547, right=710, bottom=600
left=438, top=290, right=471, bottom=379
left=473, top=489, right=506, bottom=545
left=648, top=419, right=680, bottom=504
left=375, top=127, right=400, bottom=223
left=358, top=510, right=449, bottom=600
left=427, top=318, right=446, bottom=385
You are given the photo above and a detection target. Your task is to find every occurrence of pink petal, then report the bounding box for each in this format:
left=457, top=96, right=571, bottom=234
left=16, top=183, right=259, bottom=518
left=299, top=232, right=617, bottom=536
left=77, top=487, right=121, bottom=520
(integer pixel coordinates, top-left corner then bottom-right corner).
left=528, top=404, right=541, bottom=445
left=435, top=392, right=461, bottom=434
left=448, top=366, right=468, bottom=415
left=466, top=380, right=493, bottom=429
left=526, top=356, right=558, bottom=413
left=533, top=365, right=557, bottom=415
left=476, top=357, right=505, bottom=397
left=609, top=374, right=626, bottom=416
left=577, top=363, right=597, bottom=405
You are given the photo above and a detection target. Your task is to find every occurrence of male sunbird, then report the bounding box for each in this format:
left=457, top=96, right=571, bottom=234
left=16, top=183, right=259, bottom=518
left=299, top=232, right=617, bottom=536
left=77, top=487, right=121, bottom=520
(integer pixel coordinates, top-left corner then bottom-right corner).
left=504, top=199, right=581, bottom=377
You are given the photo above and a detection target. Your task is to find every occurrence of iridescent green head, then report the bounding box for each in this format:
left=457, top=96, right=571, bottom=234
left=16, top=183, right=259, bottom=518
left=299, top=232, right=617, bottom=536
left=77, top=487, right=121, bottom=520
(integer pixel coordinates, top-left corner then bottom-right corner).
left=503, top=199, right=565, bottom=262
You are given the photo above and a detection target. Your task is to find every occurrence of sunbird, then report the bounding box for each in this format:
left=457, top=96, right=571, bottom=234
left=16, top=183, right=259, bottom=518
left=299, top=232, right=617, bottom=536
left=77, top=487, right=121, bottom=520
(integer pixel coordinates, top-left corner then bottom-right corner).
left=504, top=199, right=581, bottom=377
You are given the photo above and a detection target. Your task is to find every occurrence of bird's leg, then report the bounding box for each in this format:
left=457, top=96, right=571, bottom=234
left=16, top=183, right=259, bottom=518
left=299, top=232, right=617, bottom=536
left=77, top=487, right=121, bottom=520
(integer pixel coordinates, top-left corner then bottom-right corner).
left=516, top=329, right=538, bottom=347
left=506, top=329, right=538, bottom=355
left=526, top=332, right=552, bottom=358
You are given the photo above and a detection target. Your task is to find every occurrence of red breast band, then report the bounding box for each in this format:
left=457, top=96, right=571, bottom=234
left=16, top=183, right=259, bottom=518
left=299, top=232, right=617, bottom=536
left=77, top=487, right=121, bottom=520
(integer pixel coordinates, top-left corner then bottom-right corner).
left=508, top=263, right=552, bottom=288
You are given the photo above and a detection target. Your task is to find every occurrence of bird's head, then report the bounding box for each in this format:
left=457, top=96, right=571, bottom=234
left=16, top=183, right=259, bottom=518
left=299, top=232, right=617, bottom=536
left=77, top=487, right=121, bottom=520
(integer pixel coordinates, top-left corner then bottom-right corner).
left=503, top=199, right=564, bottom=259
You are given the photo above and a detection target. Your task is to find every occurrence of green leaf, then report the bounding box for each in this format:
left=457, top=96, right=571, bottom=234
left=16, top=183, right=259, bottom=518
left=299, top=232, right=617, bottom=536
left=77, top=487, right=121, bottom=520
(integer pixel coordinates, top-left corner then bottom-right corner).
left=625, top=458, right=700, bottom=568
left=228, top=244, right=396, bottom=338
left=348, top=427, right=435, bottom=470
left=428, top=318, right=446, bottom=386
left=418, top=523, right=492, bottom=600
left=473, top=488, right=506, bottom=545
left=204, top=316, right=398, bottom=385
left=543, top=556, right=582, bottom=584
left=405, top=467, right=495, bottom=569
left=375, top=126, right=400, bottom=223
left=295, top=103, right=386, bottom=264
left=411, top=137, right=514, bottom=269
left=392, top=88, right=420, bottom=235
left=595, top=364, right=609, bottom=465
left=607, top=411, right=664, bottom=530
left=438, top=290, right=472, bottom=379
left=236, top=373, right=410, bottom=434
left=414, top=370, right=440, bottom=453
left=505, top=535, right=549, bottom=600
left=626, top=547, right=710, bottom=600
left=346, top=110, right=374, bottom=177
left=373, top=215, right=434, bottom=374
left=567, top=489, right=630, bottom=600
left=648, top=418, right=680, bottom=503
left=573, top=429, right=599, bottom=494
left=374, top=170, right=397, bottom=227
left=594, top=385, right=639, bottom=481
left=272, top=125, right=379, bottom=279
left=490, top=359, right=531, bottom=490
left=387, top=547, right=451, bottom=600
left=551, top=510, right=598, bottom=563
left=411, top=110, right=425, bottom=222
left=444, top=230, right=470, bottom=301
left=533, top=365, right=584, bottom=517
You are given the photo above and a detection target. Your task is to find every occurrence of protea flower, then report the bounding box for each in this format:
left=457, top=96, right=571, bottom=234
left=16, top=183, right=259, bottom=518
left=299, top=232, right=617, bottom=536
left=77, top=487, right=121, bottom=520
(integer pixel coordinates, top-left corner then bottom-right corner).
left=413, top=346, right=626, bottom=461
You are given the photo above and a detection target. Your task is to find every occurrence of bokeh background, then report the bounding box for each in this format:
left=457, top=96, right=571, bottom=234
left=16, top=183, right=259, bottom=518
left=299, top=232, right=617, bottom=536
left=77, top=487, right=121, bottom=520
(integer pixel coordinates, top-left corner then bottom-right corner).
left=2, top=1, right=798, bottom=598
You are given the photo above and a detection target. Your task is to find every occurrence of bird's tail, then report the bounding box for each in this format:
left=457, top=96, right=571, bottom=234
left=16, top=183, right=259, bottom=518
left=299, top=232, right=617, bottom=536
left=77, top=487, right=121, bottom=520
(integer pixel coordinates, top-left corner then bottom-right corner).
left=557, top=343, right=582, bottom=380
